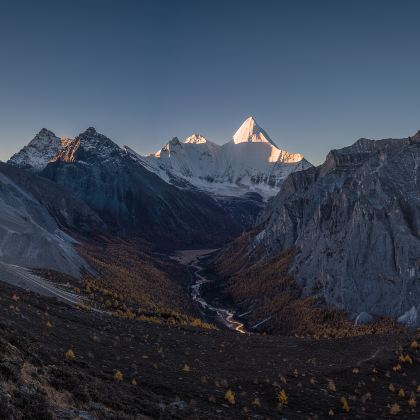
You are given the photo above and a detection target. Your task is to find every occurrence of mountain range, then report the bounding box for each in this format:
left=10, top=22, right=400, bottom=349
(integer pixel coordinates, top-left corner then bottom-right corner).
left=9, top=116, right=311, bottom=199
left=1, top=118, right=420, bottom=418
left=9, top=127, right=246, bottom=248
left=3, top=120, right=420, bottom=328
left=7, top=118, right=312, bottom=247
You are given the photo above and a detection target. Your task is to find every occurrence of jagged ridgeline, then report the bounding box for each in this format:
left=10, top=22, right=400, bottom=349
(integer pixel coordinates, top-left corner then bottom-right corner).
left=8, top=119, right=312, bottom=246
left=8, top=127, right=246, bottom=248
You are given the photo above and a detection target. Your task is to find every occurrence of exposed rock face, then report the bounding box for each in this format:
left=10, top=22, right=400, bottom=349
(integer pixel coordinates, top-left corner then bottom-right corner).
left=39, top=128, right=242, bottom=247
left=0, top=165, right=90, bottom=278
left=0, top=162, right=104, bottom=234
left=251, top=134, right=420, bottom=320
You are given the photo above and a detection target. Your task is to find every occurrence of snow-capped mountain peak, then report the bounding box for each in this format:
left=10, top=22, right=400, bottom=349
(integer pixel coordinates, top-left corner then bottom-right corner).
left=81, top=126, right=97, bottom=136
left=38, top=128, right=55, bottom=137
left=8, top=128, right=65, bottom=170
left=53, top=127, right=123, bottom=163
left=168, top=137, right=181, bottom=146
left=185, top=134, right=208, bottom=144
left=9, top=127, right=124, bottom=169
left=154, top=137, right=181, bottom=157
left=232, top=116, right=277, bottom=147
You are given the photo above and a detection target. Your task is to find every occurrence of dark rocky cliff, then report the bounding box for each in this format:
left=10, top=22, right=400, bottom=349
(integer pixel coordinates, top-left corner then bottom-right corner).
left=250, top=134, right=420, bottom=321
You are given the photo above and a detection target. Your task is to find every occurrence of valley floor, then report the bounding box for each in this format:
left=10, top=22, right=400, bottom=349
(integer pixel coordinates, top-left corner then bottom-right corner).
left=0, top=279, right=419, bottom=419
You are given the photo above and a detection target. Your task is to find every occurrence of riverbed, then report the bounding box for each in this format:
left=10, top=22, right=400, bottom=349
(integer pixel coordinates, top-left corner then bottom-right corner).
left=172, top=249, right=246, bottom=334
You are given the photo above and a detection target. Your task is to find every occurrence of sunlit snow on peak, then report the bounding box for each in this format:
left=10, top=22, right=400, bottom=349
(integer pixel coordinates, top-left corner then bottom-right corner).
left=185, top=134, right=208, bottom=144
left=232, top=116, right=278, bottom=147
left=140, top=117, right=312, bottom=198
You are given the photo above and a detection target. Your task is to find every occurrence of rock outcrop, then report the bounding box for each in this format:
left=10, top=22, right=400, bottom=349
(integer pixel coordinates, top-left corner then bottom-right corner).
left=250, top=134, right=420, bottom=321
left=0, top=165, right=91, bottom=279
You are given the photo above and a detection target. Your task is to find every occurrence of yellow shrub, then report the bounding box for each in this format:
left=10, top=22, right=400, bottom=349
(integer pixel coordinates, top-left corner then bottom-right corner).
left=114, top=370, right=123, bottom=381
left=278, top=389, right=288, bottom=405
left=225, top=389, right=235, bottom=405
left=389, top=403, right=400, bottom=415
left=65, top=349, right=75, bottom=360
left=340, top=396, right=350, bottom=412
left=399, top=354, right=413, bottom=364
left=392, top=364, right=401, bottom=372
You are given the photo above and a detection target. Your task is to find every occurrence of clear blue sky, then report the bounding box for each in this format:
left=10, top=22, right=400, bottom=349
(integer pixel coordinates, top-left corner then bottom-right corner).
left=1, top=0, right=419, bottom=164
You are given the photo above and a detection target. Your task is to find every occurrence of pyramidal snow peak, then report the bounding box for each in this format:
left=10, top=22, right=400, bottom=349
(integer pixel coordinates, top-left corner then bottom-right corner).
left=232, top=116, right=277, bottom=147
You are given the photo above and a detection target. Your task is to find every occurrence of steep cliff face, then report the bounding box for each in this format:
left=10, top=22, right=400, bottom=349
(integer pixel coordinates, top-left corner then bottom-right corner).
left=248, top=134, right=420, bottom=320
left=0, top=162, right=104, bottom=234
left=0, top=165, right=91, bottom=279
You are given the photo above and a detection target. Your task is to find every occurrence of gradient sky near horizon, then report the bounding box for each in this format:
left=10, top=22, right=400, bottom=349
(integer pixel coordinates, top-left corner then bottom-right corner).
left=1, top=0, right=420, bottom=165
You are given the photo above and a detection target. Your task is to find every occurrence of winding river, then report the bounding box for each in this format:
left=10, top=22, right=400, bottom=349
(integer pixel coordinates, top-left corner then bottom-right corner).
left=173, top=249, right=246, bottom=334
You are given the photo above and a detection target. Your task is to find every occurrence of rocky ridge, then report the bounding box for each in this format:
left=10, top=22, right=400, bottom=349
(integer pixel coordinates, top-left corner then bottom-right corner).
left=236, top=133, right=420, bottom=324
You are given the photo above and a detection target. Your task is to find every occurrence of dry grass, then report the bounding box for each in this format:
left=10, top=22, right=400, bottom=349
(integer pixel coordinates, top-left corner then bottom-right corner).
left=215, top=226, right=265, bottom=276
left=79, top=239, right=216, bottom=330
left=80, top=239, right=190, bottom=314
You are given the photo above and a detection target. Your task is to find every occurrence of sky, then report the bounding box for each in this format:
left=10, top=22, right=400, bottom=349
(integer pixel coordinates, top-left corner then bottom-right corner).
left=1, top=0, right=420, bottom=165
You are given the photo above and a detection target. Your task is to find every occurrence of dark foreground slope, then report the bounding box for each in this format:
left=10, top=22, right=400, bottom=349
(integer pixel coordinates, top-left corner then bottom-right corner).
left=0, top=279, right=418, bottom=419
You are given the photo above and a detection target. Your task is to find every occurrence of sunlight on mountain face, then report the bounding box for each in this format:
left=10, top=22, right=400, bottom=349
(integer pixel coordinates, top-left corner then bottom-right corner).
left=140, top=116, right=312, bottom=198
left=232, top=116, right=278, bottom=146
